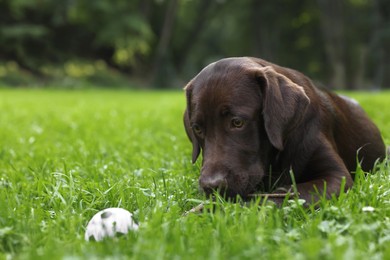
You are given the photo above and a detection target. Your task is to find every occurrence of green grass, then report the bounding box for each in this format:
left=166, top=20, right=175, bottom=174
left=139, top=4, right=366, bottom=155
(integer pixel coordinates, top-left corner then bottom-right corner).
left=0, top=89, right=389, bottom=259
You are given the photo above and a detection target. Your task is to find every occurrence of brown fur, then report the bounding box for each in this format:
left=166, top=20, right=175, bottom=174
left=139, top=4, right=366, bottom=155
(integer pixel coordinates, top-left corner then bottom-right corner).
left=183, top=57, right=386, bottom=204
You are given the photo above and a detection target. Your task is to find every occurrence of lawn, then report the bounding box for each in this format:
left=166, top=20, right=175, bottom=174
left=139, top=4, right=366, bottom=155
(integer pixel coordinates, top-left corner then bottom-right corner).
left=0, top=88, right=389, bottom=259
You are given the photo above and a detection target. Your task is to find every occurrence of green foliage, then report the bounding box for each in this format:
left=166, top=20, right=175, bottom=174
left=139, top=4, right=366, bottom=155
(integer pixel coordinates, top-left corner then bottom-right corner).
left=1, top=0, right=389, bottom=88
left=0, top=0, right=153, bottom=70
left=0, top=89, right=389, bottom=259
left=0, top=60, right=134, bottom=88
left=68, top=0, right=153, bottom=66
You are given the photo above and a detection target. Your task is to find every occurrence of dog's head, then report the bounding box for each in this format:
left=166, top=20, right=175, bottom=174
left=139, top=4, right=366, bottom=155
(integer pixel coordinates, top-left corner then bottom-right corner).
left=184, top=57, right=310, bottom=198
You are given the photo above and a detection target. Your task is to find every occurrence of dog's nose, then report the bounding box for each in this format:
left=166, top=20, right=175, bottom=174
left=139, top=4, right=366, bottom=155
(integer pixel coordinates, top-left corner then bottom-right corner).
left=199, top=174, right=228, bottom=195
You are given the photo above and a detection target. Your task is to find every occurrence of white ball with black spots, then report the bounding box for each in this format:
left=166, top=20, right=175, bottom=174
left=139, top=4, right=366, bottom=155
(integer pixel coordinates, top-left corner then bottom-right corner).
left=85, top=208, right=139, bottom=241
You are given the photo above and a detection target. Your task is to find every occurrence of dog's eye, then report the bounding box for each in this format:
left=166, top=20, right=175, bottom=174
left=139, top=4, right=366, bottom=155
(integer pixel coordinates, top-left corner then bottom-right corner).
left=231, top=118, right=245, bottom=128
left=192, top=124, right=203, bottom=135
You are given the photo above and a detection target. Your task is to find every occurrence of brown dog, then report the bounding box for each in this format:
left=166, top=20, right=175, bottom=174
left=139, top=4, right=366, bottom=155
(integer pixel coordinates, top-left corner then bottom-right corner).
left=183, top=57, right=386, bottom=204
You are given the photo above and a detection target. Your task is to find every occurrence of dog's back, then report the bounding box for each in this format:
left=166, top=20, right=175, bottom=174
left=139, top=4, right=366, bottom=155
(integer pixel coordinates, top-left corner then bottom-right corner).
left=249, top=56, right=386, bottom=173
left=324, top=90, right=386, bottom=173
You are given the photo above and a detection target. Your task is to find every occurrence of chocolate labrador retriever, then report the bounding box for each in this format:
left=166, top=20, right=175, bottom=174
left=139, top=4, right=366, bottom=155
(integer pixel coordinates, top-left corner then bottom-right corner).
left=184, top=57, right=386, bottom=204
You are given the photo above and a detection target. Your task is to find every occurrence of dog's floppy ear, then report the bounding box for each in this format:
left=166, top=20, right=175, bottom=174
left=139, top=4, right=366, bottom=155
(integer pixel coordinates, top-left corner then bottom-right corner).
left=254, top=66, right=310, bottom=151
left=183, top=84, right=201, bottom=163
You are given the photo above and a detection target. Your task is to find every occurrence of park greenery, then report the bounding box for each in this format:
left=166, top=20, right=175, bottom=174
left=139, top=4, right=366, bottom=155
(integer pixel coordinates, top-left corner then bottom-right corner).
left=0, top=89, right=389, bottom=259
left=1, top=0, right=389, bottom=89
left=1, top=1, right=390, bottom=259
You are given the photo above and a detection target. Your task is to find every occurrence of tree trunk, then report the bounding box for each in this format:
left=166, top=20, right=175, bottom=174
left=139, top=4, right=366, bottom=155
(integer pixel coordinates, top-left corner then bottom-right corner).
left=352, top=45, right=368, bottom=90
left=316, top=0, right=347, bottom=89
left=174, top=0, right=215, bottom=72
left=251, top=0, right=276, bottom=61
left=373, top=0, right=390, bottom=89
left=152, top=0, right=179, bottom=88
left=139, top=0, right=152, bottom=21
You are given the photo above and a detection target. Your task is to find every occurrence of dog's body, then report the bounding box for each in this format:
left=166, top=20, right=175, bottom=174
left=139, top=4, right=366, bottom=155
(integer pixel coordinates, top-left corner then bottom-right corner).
left=184, top=57, right=386, bottom=204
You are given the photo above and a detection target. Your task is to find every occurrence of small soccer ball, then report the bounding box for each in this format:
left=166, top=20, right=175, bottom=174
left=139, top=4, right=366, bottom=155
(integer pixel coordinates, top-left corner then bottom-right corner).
left=85, top=208, right=139, bottom=241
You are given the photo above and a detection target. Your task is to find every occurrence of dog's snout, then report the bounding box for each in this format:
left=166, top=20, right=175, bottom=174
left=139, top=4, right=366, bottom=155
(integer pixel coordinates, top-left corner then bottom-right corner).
left=199, top=173, right=228, bottom=195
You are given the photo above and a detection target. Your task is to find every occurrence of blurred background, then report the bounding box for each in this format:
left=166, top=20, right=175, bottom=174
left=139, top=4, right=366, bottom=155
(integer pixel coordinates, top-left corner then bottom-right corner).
left=0, top=0, right=389, bottom=89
